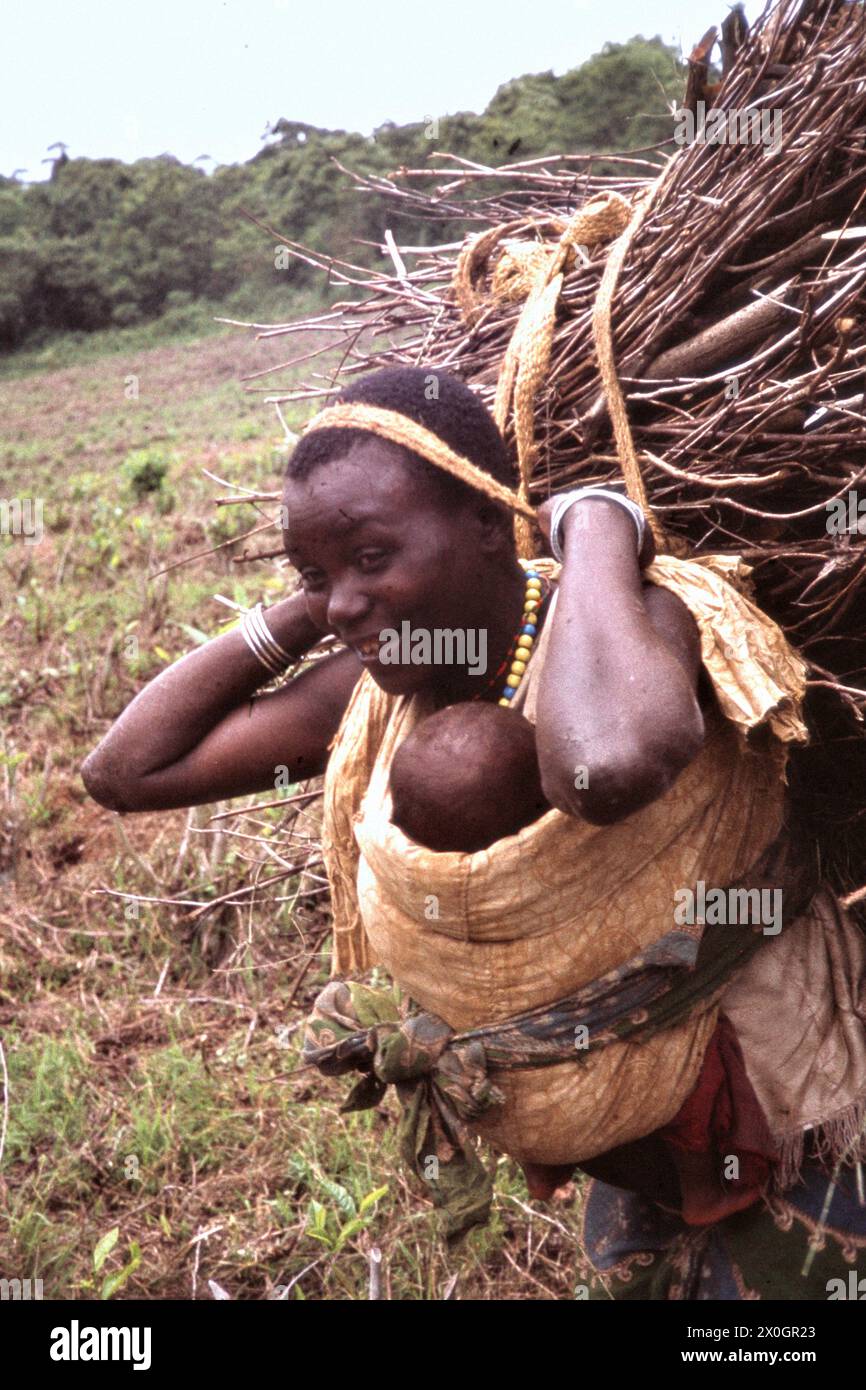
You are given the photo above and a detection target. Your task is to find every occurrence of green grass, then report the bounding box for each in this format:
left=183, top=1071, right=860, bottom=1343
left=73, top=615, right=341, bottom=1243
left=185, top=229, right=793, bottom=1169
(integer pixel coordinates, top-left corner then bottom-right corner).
left=2, top=1002, right=584, bottom=1299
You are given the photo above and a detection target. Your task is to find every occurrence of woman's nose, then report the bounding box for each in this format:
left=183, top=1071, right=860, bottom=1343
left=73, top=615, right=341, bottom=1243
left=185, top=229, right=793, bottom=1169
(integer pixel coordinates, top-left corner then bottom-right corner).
left=326, top=579, right=370, bottom=634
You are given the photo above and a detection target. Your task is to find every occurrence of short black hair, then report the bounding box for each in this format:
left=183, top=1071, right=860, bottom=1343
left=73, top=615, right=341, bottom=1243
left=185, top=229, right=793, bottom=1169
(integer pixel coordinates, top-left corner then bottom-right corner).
left=284, top=366, right=517, bottom=515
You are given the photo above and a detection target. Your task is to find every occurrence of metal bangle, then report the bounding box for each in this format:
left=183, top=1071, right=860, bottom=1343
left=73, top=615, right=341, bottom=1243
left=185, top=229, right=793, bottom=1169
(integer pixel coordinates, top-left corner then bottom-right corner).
left=549, top=487, right=646, bottom=562
left=240, top=603, right=293, bottom=678
left=250, top=602, right=294, bottom=669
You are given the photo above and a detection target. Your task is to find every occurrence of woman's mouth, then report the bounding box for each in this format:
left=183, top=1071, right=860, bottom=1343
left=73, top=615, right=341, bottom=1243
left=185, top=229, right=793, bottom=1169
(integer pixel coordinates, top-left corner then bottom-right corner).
left=354, top=636, right=381, bottom=660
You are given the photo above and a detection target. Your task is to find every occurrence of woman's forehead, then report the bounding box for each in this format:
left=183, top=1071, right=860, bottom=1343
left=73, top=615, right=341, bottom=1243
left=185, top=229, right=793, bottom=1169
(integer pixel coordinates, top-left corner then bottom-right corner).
left=283, top=442, right=445, bottom=531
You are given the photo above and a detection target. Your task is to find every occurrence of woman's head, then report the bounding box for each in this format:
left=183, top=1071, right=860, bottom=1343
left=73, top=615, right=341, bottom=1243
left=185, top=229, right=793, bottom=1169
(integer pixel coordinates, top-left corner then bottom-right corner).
left=285, top=366, right=517, bottom=509
left=282, top=367, right=523, bottom=697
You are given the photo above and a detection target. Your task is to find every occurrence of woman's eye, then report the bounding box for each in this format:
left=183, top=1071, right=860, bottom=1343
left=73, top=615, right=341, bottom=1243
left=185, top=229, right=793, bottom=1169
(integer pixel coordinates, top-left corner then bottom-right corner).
left=300, top=570, right=326, bottom=590
left=357, top=551, right=388, bottom=573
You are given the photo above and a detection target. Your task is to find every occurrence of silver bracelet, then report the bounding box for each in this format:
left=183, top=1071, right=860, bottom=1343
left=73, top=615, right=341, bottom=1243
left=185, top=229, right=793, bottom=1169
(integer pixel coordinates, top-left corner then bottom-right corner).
left=549, top=487, right=646, bottom=562
left=240, top=602, right=294, bottom=678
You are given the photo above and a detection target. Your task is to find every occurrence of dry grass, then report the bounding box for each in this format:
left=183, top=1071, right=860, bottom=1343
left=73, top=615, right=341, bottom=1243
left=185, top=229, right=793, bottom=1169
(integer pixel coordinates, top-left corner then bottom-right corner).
left=0, top=326, right=591, bottom=1301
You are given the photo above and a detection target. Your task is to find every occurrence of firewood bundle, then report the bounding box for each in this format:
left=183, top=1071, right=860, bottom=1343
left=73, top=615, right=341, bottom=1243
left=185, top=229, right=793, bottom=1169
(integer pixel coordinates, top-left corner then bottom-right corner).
left=242, top=0, right=866, bottom=903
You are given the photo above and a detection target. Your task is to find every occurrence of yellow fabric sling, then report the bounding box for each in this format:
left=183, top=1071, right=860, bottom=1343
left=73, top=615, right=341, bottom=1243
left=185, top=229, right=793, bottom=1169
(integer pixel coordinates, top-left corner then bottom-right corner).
left=320, top=553, right=809, bottom=1165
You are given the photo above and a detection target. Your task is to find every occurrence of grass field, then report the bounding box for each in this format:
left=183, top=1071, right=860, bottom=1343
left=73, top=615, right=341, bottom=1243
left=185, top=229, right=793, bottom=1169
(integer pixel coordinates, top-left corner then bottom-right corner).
left=0, top=324, right=590, bottom=1301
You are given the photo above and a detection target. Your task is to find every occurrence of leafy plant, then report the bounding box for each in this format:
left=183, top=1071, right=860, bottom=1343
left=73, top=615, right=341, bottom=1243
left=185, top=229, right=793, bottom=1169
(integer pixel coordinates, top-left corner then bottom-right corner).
left=287, top=1154, right=388, bottom=1254
left=121, top=448, right=171, bottom=500
left=303, top=1183, right=389, bottom=1254
left=92, top=1227, right=143, bottom=1300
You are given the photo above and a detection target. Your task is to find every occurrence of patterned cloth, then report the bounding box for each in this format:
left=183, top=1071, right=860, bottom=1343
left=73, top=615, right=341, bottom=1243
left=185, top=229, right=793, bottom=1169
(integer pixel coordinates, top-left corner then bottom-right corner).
left=578, top=1153, right=866, bottom=1300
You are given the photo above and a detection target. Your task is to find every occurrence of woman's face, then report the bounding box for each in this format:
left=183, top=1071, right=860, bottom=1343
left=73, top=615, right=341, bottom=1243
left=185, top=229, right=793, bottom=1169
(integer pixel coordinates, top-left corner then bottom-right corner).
left=282, top=439, right=506, bottom=697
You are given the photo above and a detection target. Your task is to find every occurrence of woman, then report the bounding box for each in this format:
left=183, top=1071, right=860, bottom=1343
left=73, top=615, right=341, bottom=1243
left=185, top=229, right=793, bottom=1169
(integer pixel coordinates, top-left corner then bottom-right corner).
left=83, top=366, right=866, bottom=1299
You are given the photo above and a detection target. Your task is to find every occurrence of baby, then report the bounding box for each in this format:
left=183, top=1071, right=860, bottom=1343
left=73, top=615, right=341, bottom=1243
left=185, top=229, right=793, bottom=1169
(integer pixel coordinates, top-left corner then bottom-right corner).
left=389, top=702, right=550, bottom=852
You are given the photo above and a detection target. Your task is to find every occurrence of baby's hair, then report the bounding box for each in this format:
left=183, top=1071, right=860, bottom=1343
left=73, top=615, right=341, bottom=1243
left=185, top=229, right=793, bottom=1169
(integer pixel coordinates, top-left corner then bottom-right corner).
left=285, top=366, right=516, bottom=513
left=390, top=703, right=548, bottom=853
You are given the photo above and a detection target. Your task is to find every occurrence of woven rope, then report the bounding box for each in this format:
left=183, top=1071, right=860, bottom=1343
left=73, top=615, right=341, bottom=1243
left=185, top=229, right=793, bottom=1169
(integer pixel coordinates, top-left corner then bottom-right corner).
left=453, top=218, right=564, bottom=326
left=301, top=402, right=537, bottom=525
left=510, top=275, right=564, bottom=557
left=484, top=169, right=679, bottom=554
left=454, top=196, right=633, bottom=327
left=490, top=240, right=554, bottom=302
left=484, top=193, right=633, bottom=557
left=590, top=159, right=679, bottom=546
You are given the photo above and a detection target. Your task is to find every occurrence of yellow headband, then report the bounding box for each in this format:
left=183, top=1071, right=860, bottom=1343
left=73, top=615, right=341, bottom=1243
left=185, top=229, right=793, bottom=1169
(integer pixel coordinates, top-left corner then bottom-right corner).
left=301, top=402, right=537, bottom=522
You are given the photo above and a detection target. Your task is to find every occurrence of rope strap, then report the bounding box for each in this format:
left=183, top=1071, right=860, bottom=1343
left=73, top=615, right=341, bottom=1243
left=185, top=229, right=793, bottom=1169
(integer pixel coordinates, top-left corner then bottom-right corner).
left=304, top=160, right=681, bottom=559
left=453, top=159, right=681, bottom=551
left=591, top=159, right=680, bottom=543
left=301, top=402, right=536, bottom=521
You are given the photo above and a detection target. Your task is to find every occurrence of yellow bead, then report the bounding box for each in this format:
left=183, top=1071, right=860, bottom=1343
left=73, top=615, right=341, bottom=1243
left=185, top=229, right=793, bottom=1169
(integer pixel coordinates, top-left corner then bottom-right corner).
left=498, top=697, right=510, bottom=706
left=525, top=581, right=542, bottom=594
left=524, top=599, right=540, bottom=612
left=516, top=636, right=534, bottom=652
left=510, top=659, right=527, bottom=676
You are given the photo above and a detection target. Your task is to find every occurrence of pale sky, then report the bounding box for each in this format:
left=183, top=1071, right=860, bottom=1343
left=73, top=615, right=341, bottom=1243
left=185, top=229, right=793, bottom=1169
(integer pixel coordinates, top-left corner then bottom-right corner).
left=3, top=0, right=768, bottom=181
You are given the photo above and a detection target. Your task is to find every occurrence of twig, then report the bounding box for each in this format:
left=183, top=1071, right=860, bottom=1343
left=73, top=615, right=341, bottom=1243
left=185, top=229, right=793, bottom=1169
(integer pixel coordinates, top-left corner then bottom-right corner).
left=368, top=1246, right=383, bottom=1300
left=0, top=1038, right=8, bottom=1168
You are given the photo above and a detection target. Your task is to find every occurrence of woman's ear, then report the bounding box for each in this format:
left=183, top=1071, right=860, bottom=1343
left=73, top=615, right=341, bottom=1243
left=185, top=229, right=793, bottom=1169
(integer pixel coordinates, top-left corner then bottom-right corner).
left=473, top=499, right=513, bottom=551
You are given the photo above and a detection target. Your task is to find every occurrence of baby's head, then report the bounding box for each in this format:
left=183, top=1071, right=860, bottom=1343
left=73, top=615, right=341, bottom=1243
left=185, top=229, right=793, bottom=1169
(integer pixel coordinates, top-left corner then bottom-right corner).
left=389, top=701, right=549, bottom=853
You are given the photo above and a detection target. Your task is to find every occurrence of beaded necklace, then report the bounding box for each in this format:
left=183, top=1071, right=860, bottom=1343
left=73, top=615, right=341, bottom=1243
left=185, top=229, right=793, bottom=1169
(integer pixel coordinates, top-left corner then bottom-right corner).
left=469, top=568, right=551, bottom=705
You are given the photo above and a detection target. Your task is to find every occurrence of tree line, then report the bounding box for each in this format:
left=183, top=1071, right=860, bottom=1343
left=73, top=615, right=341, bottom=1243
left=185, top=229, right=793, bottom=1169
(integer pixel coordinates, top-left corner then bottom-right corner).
left=0, top=38, right=684, bottom=352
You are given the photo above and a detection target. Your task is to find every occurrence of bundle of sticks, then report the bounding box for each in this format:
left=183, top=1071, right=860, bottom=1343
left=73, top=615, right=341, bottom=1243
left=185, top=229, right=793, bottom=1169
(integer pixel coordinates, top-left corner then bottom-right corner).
left=238, top=0, right=866, bottom=903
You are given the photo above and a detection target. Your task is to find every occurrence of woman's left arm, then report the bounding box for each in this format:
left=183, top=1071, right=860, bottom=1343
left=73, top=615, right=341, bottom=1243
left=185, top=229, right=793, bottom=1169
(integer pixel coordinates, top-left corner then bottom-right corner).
left=534, top=497, right=705, bottom=826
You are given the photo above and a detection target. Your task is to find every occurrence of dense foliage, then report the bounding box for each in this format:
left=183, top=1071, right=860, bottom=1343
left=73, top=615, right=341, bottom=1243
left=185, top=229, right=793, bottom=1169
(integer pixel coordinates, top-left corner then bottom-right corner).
left=0, top=37, right=684, bottom=351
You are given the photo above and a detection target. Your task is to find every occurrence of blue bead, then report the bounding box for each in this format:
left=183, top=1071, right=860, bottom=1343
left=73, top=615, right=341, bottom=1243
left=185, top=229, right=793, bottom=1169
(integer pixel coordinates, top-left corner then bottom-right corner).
left=502, top=685, right=516, bottom=698
left=521, top=624, right=537, bottom=636
left=525, top=570, right=539, bottom=579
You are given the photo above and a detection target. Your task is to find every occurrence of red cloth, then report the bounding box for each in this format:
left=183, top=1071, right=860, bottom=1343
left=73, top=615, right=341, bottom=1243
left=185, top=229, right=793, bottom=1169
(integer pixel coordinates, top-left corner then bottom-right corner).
left=521, top=1162, right=576, bottom=1200
left=656, top=1012, right=779, bottom=1224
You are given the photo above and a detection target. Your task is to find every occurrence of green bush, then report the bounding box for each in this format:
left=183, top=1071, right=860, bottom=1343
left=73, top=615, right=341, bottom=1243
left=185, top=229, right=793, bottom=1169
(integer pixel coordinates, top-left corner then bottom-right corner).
left=121, top=448, right=171, bottom=500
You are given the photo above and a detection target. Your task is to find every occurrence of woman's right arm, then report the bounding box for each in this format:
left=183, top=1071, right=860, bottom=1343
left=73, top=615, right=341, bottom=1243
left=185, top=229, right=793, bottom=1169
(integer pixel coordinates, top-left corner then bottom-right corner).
left=81, top=590, right=362, bottom=813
